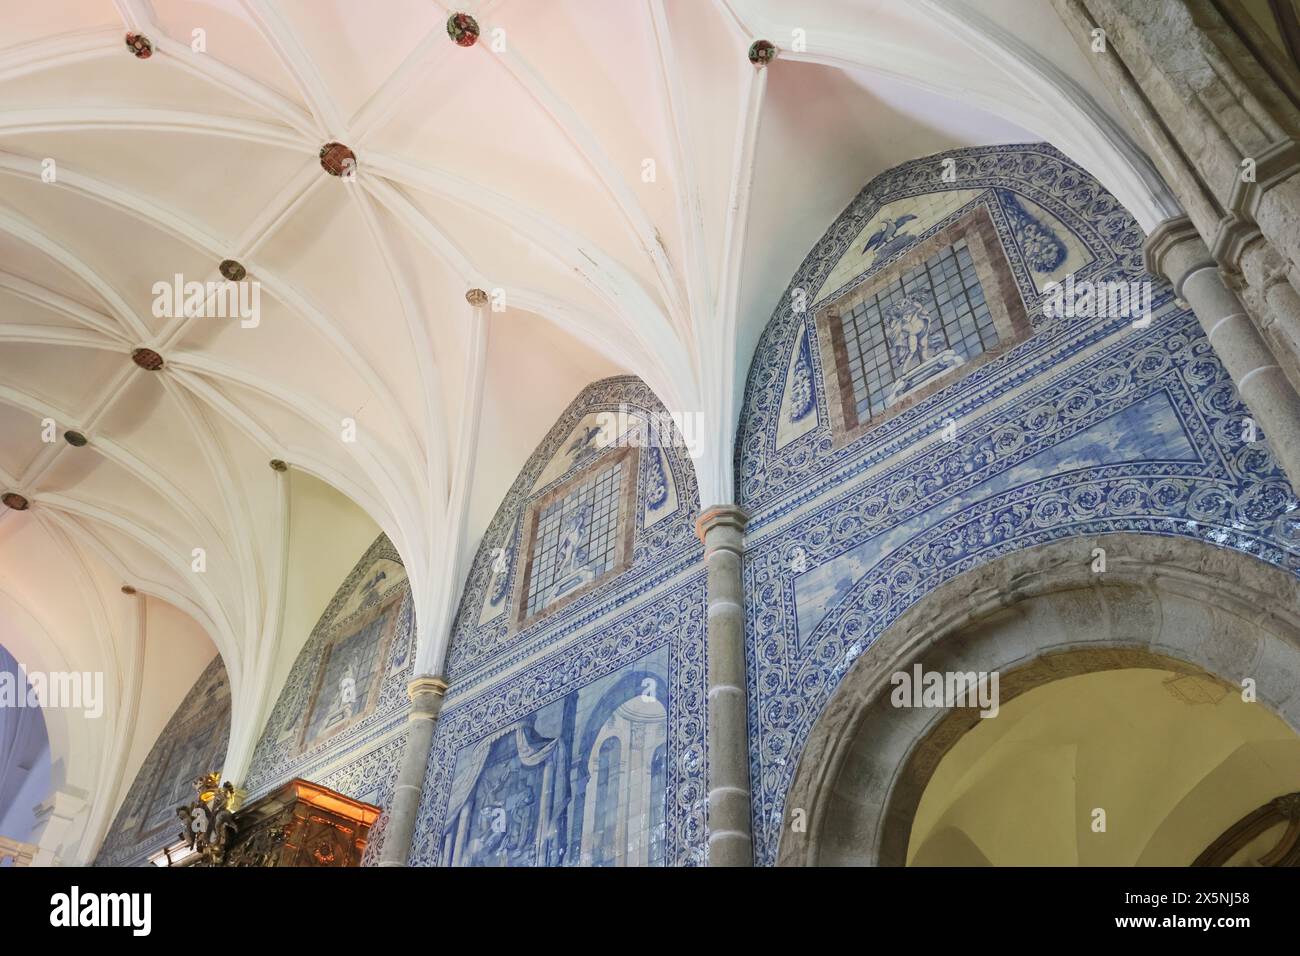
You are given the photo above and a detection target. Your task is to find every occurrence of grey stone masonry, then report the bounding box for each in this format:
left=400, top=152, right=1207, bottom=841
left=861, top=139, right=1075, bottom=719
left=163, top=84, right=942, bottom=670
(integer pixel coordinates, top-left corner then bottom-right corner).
left=696, top=505, right=753, bottom=866
left=1146, top=215, right=1300, bottom=488
left=377, top=676, right=447, bottom=866
left=1056, top=0, right=1300, bottom=396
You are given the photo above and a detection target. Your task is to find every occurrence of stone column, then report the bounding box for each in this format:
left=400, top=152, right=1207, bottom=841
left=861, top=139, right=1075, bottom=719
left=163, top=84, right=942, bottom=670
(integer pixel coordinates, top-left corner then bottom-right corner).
left=1235, top=238, right=1300, bottom=388
left=695, top=505, right=752, bottom=866
left=377, top=675, right=447, bottom=866
left=1147, top=216, right=1300, bottom=487
left=1054, top=0, right=1300, bottom=389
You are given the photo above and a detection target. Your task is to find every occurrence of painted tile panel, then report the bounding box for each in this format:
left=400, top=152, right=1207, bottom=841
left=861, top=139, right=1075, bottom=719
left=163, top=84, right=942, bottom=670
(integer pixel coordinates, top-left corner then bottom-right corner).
left=411, top=377, right=706, bottom=866
left=243, top=535, right=415, bottom=861
left=736, top=143, right=1299, bottom=865
left=94, top=655, right=230, bottom=867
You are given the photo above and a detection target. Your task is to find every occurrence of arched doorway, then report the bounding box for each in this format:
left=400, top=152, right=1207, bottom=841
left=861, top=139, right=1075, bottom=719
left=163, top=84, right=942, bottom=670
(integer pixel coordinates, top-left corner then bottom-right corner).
left=907, top=665, right=1300, bottom=865
left=778, top=534, right=1300, bottom=866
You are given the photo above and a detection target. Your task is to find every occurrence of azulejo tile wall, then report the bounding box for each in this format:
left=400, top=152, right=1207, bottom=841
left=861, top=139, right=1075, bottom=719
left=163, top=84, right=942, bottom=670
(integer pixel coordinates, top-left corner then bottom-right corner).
left=93, top=655, right=230, bottom=867
left=735, top=143, right=1300, bottom=865
left=408, top=377, right=707, bottom=866
left=243, top=534, right=415, bottom=864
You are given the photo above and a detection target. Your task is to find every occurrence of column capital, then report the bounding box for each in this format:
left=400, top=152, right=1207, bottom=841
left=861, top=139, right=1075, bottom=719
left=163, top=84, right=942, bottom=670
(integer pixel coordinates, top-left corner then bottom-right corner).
left=407, top=676, right=448, bottom=724
left=407, top=675, right=448, bottom=701
left=694, top=504, right=749, bottom=543
left=1210, top=212, right=1263, bottom=274
left=1143, top=215, right=1216, bottom=298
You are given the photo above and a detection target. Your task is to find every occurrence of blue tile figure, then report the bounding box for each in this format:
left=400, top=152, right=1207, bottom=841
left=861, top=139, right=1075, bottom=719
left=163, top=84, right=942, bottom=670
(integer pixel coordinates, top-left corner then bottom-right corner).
left=882, top=291, right=963, bottom=405
left=861, top=213, right=918, bottom=263
left=438, top=648, right=670, bottom=867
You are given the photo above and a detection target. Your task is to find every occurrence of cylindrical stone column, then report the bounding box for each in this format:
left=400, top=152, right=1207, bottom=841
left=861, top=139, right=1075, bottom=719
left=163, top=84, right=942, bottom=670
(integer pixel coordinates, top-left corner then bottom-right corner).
left=378, top=675, right=447, bottom=866
left=1147, top=216, right=1300, bottom=488
left=695, top=505, right=752, bottom=867
left=1238, top=241, right=1300, bottom=388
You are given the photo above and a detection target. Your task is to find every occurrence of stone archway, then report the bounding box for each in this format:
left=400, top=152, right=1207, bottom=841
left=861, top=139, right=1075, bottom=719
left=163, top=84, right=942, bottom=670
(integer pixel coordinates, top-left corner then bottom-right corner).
left=777, top=533, right=1300, bottom=866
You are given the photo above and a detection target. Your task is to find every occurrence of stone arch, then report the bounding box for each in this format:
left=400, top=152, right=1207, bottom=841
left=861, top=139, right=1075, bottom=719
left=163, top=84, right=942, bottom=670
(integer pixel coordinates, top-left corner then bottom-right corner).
left=777, top=533, right=1300, bottom=866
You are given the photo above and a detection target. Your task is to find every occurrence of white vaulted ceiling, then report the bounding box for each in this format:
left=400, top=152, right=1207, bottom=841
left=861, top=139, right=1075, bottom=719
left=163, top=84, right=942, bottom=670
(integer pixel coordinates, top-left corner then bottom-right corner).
left=0, top=0, right=1176, bottom=861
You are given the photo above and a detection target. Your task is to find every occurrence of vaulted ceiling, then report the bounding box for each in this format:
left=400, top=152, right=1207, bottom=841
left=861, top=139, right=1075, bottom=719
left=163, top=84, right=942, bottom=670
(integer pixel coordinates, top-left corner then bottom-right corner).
left=0, top=0, right=1176, bottom=861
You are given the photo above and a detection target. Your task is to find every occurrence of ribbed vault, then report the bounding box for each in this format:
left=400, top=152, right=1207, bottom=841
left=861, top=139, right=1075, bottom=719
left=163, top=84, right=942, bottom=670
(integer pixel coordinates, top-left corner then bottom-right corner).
left=0, top=0, right=1175, bottom=862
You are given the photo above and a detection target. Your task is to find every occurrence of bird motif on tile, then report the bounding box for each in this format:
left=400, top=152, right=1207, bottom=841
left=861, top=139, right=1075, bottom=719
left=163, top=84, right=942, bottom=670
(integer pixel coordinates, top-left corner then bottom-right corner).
left=567, top=424, right=602, bottom=457
left=861, top=213, right=917, bottom=258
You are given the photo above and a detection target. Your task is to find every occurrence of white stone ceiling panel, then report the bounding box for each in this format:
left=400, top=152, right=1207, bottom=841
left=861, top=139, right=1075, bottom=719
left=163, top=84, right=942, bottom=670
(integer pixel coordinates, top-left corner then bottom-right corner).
left=0, top=340, right=124, bottom=413
left=2, top=1, right=119, bottom=48
left=469, top=305, right=622, bottom=544
left=0, top=403, right=42, bottom=482
left=205, top=374, right=409, bottom=518
left=365, top=54, right=653, bottom=294
left=251, top=182, right=429, bottom=424
left=89, top=371, right=236, bottom=534
left=0, top=45, right=283, bottom=123
left=271, top=0, right=444, bottom=124
left=494, top=0, right=689, bottom=271
left=0, top=284, right=90, bottom=333
left=149, top=0, right=308, bottom=107
left=0, top=229, right=105, bottom=315
left=38, top=446, right=240, bottom=595
left=0, top=128, right=308, bottom=247
left=0, top=169, right=216, bottom=338
left=174, top=291, right=383, bottom=445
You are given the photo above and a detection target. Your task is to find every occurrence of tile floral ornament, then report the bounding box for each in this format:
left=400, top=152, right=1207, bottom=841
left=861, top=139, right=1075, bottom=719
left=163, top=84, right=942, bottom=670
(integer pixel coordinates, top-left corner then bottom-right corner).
left=735, top=142, right=1299, bottom=865
left=996, top=188, right=1068, bottom=274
